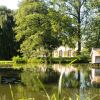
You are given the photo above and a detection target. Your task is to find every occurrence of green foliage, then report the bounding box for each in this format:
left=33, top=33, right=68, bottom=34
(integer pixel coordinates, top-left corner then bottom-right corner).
left=85, top=17, right=100, bottom=51
left=51, top=56, right=89, bottom=64
left=12, top=55, right=90, bottom=64
left=51, top=57, right=77, bottom=63
left=27, top=56, right=89, bottom=64
left=0, top=6, right=18, bottom=60
left=15, top=0, right=73, bottom=58
left=15, top=1, right=51, bottom=57
left=28, top=57, right=45, bottom=63
left=0, top=61, right=13, bottom=64
left=50, top=0, right=91, bottom=54
left=83, top=0, right=100, bottom=51
left=77, top=54, right=90, bottom=63
left=12, top=56, right=27, bottom=64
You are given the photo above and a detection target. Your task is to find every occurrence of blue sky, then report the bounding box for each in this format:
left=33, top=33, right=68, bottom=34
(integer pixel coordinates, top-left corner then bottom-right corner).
left=0, top=0, right=20, bottom=10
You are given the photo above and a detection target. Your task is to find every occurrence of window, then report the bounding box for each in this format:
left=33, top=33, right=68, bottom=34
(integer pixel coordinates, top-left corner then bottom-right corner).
left=59, top=50, right=63, bottom=57
left=68, top=50, right=71, bottom=57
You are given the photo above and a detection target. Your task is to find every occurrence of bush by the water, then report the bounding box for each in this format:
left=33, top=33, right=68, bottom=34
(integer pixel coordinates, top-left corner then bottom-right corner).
left=12, top=54, right=90, bottom=64
left=76, top=54, right=90, bottom=63
left=28, top=57, right=78, bottom=63
left=50, top=57, right=77, bottom=63
left=28, top=57, right=45, bottom=63
left=28, top=56, right=90, bottom=64
left=12, top=56, right=27, bottom=64
left=47, top=56, right=89, bottom=63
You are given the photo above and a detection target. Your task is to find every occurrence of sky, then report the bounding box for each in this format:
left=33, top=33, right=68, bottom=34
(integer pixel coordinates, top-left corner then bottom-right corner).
left=0, top=0, right=20, bottom=10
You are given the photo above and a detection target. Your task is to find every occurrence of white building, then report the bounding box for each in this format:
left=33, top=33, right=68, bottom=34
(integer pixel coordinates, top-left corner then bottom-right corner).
left=91, top=48, right=100, bottom=63
left=53, top=46, right=76, bottom=57
left=91, top=68, right=100, bottom=84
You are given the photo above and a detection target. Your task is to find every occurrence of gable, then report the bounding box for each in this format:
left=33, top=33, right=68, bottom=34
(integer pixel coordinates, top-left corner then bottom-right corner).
left=91, top=48, right=100, bottom=56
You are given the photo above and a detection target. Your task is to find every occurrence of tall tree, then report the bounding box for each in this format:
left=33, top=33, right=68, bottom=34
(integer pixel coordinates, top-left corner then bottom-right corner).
left=15, top=0, right=72, bottom=58
left=0, top=6, right=17, bottom=60
left=15, top=0, right=58, bottom=58
left=85, top=0, right=100, bottom=51
left=50, top=0, right=91, bottom=54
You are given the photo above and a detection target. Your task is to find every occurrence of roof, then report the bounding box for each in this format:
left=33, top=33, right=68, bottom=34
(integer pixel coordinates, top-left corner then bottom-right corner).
left=54, top=46, right=74, bottom=51
left=91, top=48, right=100, bottom=56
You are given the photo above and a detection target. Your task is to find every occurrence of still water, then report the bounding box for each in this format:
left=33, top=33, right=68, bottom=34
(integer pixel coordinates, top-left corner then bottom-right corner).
left=0, top=64, right=100, bottom=100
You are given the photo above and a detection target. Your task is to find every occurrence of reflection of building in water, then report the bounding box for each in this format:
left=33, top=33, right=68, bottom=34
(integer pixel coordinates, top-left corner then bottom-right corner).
left=91, top=68, right=100, bottom=84
left=52, top=64, right=80, bottom=88
left=52, top=64, right=77, bottom=75
left=0, top=68, right=22, bottom=84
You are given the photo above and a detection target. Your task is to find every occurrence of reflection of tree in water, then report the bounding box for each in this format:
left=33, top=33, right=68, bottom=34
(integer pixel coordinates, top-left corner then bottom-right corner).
left=21, top=68, right=60, bottom=89
left=80, top=68, right=91, bottom=89
left=63, top=71, right=79, bottom=88
left=0, top=68, right=22, bottom=84
left=40, top=67, right=60, bottom=84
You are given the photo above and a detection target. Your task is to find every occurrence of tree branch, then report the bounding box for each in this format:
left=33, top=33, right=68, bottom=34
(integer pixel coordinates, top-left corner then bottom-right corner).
left=66, top=12, right=78, bottom=19
left=81, top=0, right=86, bottom=7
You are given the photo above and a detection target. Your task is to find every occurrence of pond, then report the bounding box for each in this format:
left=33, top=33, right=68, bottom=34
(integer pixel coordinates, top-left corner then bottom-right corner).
left=0, top=64, right=100, bottom=100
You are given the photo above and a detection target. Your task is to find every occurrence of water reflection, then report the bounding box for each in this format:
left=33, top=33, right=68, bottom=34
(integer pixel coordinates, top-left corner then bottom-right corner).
left=0, top=64, right=99, bottom=100
left=0, top=68, right=22, bottom=84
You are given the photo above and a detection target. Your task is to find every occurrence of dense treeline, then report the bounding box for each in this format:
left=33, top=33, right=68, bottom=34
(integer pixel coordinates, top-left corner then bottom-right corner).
left=0, top=6, right=18, bottom=60
left=0, top=0, right=100, bottom=60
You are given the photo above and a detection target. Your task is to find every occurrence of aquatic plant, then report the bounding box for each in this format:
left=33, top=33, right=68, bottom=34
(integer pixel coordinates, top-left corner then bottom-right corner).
left=9, top=84, right=14, bottom=100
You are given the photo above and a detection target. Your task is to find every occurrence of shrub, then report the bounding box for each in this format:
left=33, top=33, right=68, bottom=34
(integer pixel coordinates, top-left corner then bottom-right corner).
left=76, top=54, right=90, bottom=63
left=28, top=57, right=45, bottom=63
left=51, top=57, right=78, bottom=63
left=12, top=56, right=27, bottom=64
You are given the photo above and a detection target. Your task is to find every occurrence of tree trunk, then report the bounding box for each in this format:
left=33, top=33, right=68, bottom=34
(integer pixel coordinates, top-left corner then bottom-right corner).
left=77, top=21, right=81, bottom=55
left=77, top=1, right=81, bottom=55
left=77, top=39, right=81, bottom=55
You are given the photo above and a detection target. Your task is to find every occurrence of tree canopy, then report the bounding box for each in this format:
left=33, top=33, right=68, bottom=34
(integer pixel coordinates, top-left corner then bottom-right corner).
left=50, top=0, right=92, bottom=54
left=0, top=0, right=100, bottom=59
left=0, top=6, right=17, bottom=59
left=15, top=0, right=73, bottom=58
left=84, top=0, right=100, bottom=51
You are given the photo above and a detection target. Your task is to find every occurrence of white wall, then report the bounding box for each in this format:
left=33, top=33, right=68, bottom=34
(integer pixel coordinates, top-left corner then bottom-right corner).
left=91, top=49, right=100, bottom=63
left=53, top=46, right=74, bottom=57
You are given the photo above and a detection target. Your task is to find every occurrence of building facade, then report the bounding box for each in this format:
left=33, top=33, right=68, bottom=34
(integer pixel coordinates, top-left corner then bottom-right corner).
left=53, top=46, right=76, bottom=57
left=91, top=48, right=100, bottom=63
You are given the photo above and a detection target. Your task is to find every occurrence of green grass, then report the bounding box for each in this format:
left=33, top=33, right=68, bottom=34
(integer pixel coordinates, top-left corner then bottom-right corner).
left=0, top=61, right=13, bottom=64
